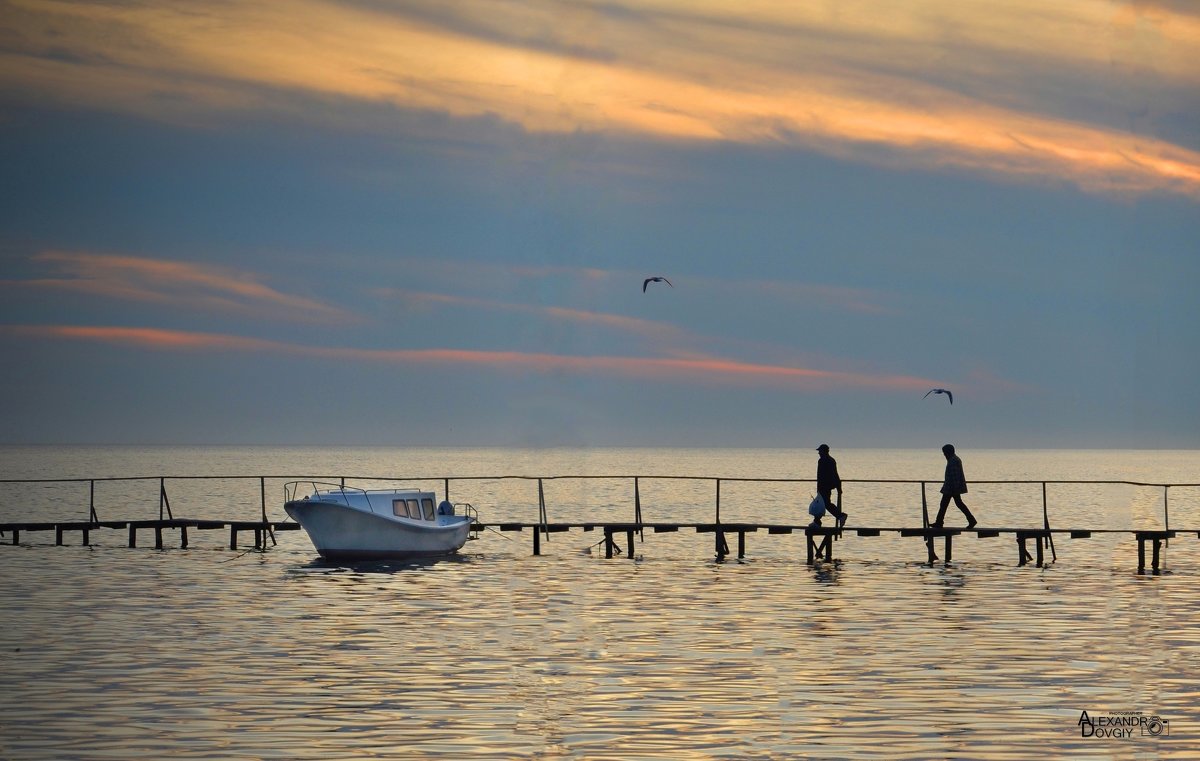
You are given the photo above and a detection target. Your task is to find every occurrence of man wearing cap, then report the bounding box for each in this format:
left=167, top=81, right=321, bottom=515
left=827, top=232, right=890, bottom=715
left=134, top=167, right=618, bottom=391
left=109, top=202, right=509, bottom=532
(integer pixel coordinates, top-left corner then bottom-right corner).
left=815, top=444, right=848, bottom=530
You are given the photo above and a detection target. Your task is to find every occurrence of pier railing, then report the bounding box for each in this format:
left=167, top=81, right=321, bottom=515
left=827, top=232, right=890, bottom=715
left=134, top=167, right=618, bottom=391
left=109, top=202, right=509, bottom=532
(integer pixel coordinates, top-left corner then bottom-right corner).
left=0, top=473, right=1195, bottom=532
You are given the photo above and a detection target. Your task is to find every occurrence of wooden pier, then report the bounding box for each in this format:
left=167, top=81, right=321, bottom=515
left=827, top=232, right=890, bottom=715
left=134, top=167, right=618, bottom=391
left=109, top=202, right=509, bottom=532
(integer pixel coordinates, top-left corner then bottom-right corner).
left=0, top=473, right=1195, bottom=573
left=1, top=518, right=300, bottom=550
left=474, top=521, right=1191, bottom=573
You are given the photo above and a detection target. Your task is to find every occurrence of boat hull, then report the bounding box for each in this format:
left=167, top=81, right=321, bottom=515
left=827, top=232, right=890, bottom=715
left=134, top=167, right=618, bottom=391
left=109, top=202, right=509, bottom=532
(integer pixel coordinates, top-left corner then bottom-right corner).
left=284, top=500, right=472, bottom=560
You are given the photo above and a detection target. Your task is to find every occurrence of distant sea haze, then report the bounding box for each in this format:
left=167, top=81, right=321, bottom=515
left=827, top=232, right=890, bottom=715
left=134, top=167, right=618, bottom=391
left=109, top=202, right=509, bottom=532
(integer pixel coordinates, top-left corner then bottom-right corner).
left=1, top=447, right=1197, bottom=759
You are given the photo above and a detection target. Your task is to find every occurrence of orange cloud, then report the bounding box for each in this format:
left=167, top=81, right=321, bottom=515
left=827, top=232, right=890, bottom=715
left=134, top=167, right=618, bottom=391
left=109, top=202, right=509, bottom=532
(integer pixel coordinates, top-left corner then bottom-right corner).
left=2, top=323, right=945, bottom=393
left=11, top=251, right=358, bottom=324
left=2, top=0, right=1197, bottom=197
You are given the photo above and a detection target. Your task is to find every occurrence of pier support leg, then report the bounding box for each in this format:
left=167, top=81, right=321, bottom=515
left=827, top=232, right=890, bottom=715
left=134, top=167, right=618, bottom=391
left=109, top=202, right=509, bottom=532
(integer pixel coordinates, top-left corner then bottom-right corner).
left=56, top=527, right=63, bottom=546
left=128, top=526, right=137, bottom=548
left=254, top=528, right=263, bottom=549
left=230, top=528, right=238, bottom=551
left=1036, top=536, right=1044, bottom=567
left=82, top=528, right=90, bottom=547
left=806, top=533, right=815, bottom=564
left=626, top=530, right=635, bottom=559
left=738, top=531, right=746, bottom=559
left=533, top=529, right=540, bottom=556
left=820, top=534, right=833, bottom=561
left=1138, top=539, right=1145, bottom=573
left=944, top=535, right=953, bottom=563
left=154, top=527, right=163, bottom=550
left=926, top=537, right=937, bottom=565
left=1018, top=537, right=1032, bottom=566
left=715, top=530, right=729, bottom=559
left=604, top=528, right=614, bottom=559
left=1152, top=539, right=1161, bottom=572
left=12, top=529, right=19, bottom=545
left=180, top=526, right=188, bottom=550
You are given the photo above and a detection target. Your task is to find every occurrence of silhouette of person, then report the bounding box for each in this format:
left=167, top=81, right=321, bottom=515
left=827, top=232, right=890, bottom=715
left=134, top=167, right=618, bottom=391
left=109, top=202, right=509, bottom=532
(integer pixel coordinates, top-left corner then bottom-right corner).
left=933, top=444, right=977, bottom=528
left=814, top=444, right=848, bottom=529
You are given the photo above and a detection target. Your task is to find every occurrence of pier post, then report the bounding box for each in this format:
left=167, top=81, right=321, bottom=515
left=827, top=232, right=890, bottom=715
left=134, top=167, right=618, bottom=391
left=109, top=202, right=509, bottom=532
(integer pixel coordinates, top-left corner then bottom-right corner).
left=10, top=529, right=18, bottom=545
left=159, top=478, right=173, bottom=520
left=626, top=529, right=635, bottom=558
left=634, top=477, right=643, bottom=540
left=604, top=528, right=614, bottom=559
left=533, top=528, right=540, bottom=556
left=1138, top=539, right=1146, bottom=572
left=128, top=525, right=137, bottom=548
left=1152, top=539, right=1161, bottom=572
left=806, top=528, right=833, bottom=563
left=82, top=527, right=89, bottom=546
left=537, top=479, right=548, bottom=546
left=738, top=531, right=746, bottom=559
left=89, top=479, right=98, bottom=523
left=154, top=526, right=163, bottom=550
left=944, top=534, right=953, bottom=563
left=260, top=477, right=271, bottom=545
left=1036, top=535, right=1044, bottom=567
left=180, top=526, right=188, bottom=549
left=1164, top=487, right=1170, bottom=548
left=55, top=527, right=63, bottom=546
left=921, top=482, right=936, bottom=562
left=1042, top=483, right=1056, bottom=561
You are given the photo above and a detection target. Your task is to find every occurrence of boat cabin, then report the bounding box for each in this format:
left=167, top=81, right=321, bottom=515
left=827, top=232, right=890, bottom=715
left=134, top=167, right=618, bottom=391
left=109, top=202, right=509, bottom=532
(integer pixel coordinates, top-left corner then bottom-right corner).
left=310, top=488, right=445, bottom=521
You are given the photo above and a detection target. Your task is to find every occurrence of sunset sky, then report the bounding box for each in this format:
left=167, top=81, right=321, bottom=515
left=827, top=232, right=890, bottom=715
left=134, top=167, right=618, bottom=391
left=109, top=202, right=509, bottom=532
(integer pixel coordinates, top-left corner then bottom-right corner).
left=1, top=0, right=1197, bottom=447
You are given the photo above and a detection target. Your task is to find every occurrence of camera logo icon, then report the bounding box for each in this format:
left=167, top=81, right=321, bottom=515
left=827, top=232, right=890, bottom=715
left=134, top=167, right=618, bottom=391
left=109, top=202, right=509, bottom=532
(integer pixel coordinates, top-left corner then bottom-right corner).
left=1142, top=717, right=1169, bottom=736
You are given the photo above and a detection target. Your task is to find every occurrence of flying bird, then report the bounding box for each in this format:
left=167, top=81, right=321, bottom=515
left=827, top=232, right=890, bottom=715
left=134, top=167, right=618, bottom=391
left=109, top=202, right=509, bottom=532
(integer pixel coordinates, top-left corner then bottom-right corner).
left=923, top=388, right=954, bottom=405
left=643, top=276, right=673, bottom=293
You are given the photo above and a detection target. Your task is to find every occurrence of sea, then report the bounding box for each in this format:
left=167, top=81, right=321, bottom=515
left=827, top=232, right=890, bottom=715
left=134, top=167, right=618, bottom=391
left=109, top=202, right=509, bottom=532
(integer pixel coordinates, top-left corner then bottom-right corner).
left=1, top=446, right=1198, bottom=760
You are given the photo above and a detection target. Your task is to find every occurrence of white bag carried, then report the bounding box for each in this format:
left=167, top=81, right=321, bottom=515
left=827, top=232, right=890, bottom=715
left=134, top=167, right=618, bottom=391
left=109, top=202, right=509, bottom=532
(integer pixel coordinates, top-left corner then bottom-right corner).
left=808, top=494, right=826, bottom=518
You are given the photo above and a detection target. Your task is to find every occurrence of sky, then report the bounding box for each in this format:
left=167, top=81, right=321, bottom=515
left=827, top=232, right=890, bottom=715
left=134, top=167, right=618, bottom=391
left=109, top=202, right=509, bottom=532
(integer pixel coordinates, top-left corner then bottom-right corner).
left=0, top=0, right=1197, bottom=448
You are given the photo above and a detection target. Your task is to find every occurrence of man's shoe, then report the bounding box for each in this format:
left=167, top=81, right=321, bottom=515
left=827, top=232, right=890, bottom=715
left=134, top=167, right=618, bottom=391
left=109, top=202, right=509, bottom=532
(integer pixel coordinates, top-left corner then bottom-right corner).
left=836, top=512, right=848, bottom=530
left=967, top=518, right=978, bottom=529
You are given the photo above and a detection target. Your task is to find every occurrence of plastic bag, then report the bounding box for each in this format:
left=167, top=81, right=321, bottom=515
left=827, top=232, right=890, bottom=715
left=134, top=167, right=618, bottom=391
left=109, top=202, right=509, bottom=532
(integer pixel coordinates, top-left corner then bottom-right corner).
left=808, top=494, right=826, bottom=517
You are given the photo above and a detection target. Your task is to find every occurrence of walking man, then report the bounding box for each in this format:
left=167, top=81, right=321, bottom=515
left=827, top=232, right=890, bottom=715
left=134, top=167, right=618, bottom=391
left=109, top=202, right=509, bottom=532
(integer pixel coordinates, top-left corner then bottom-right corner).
left=815, top=444, right=848, bottom=530
left=933, top=444, right=977, bottom=528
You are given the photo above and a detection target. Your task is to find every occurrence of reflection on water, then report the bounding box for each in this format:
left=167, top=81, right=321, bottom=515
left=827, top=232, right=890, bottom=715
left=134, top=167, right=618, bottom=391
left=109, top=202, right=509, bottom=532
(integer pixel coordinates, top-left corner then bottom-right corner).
left=1, top=448, right=1198, bottom=759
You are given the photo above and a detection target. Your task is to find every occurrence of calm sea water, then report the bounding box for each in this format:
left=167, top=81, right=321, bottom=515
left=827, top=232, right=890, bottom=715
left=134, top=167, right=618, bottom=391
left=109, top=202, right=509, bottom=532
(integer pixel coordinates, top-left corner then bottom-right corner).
left=1, top=447, right=1198, bottom=759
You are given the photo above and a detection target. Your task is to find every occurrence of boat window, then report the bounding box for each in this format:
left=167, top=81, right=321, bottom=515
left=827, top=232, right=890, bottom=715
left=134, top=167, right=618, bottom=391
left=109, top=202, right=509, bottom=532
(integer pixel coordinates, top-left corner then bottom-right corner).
left=406, top=499, right=421, bottom=519
left=422, top=498, right=435, bottom=520
left=392, top=499, right=406, bottom=517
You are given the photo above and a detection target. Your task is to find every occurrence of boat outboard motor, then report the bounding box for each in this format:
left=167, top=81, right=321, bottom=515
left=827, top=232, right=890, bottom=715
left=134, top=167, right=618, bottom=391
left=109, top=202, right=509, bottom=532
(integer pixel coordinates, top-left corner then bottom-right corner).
left=437, top=500, right=454, bottom=516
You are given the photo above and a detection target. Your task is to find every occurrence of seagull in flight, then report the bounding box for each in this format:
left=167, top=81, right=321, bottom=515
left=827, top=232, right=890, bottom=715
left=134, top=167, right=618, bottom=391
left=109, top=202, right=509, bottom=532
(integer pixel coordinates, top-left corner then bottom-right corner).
left=923, top=388, right=954, bottom=405
left=643, top=276, right=673, bottom=293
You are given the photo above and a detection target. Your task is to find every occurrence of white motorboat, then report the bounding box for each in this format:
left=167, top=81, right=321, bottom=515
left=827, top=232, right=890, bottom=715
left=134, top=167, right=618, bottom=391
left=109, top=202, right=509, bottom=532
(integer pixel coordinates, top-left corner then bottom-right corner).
left=283, top=481, right=476, bottom=560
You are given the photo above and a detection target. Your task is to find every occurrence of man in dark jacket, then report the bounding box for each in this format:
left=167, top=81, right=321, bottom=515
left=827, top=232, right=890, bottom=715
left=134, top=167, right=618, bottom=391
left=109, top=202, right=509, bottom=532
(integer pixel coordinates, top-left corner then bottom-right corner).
left=815, top=444, right=848, bottom=529
left=933, top=444, right=977, bottom=528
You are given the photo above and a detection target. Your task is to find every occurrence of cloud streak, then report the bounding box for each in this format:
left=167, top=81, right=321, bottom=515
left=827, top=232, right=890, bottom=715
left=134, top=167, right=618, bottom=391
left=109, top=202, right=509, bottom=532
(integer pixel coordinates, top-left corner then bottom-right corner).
left=2, top=0, right=1198, bottom=196
left=6, top=251, right=358, bottom=324
left=377, top=288, right=690, bottom=344
left=2, top=324, right=947, bottom=393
